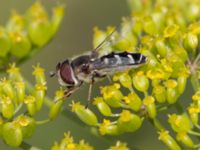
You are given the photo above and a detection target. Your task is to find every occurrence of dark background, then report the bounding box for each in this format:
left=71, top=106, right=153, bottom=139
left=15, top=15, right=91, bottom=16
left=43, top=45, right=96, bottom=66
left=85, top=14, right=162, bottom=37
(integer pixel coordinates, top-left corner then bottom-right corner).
left=0, top=0, right=169, bottom=149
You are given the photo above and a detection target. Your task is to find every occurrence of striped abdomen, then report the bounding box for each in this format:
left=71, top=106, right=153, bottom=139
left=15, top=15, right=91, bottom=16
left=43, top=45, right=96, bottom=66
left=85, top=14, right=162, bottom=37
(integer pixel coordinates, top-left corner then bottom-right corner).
left=92, top=52, right=147, bottom=72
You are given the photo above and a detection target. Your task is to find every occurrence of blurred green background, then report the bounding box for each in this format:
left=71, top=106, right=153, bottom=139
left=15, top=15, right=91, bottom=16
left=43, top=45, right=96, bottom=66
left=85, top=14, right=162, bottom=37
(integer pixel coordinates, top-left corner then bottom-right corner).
left=0, top=0, right=171, bottom=149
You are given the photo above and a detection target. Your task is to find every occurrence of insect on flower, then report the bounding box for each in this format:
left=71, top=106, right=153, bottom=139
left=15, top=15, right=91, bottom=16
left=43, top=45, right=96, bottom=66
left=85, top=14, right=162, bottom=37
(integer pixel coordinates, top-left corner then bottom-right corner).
left=50, top=25, right=147, bottom=106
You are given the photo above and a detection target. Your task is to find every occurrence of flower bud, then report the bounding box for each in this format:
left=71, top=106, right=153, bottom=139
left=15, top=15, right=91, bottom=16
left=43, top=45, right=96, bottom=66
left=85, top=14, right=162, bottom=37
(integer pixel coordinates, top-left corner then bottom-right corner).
left=99, top=119, right=120, bottom=135
left=108, top=141, right=129, bottom=150
left=71, top=102, right=98, bottom=126
left=141, top=35, right=154, bottom=49
left=32, top=64, right=46, bottom=85
left=177, top=76, right=187, bottom=94
left=147, top=68, right=166, bottom=81
left=15, top=81, right=25, bottom=104
left=113, top=72, right=133, bottom=90
left=49, top=89, right=64, bottom=120
left=15, top=115, right=36, bottom=139
left=49, top=100, right=63, bottom=120
left=132, top=71, right=149, bottom=92
left=51, top=6, right=65, bottom=35
left=174, top=46, right=188, bottom=62
left=183, top=32, right=198, bottom=53
left=123, top=92, right=142, bottom=111
left=143, top=16, right=157, bottom=35
left=165, top=80, right=179, bottom=104
left=192, top=90, right=200, bottom=102
left=160, top=58, right=173, bottom=75
left=34, top=83, right=47, bottom=111
left=188, top=104, right=199, bottom=125
left=1, top=96, right=14, bottom=119
left=187, top=4, right=200, bottom=21
left=176, top=132, right=194, bottom=148
left=169, top=54, right=186, bottom=78
left=153, top=85, right=166, bottom=103
left=188, top=22, right=200, bottom=35
left=140, top=50, right=159, bottom=69
left=9, top=32, right=31, bottom=58
left=2, top=122, right=23, bottom=147
left=168, top=114, right=192, bottom=132
left=143, top=96, right=157, bottom=118
left=24, top=95, right=37, bottom=116
left=93, top=97, right=112, bottom=116
left=113, top=33, right=137, bottom=52
left=152, top=9, right=165, bottom=32
left=27, top=1, right=52, bottom=47
left=132, top=16, right=143, bottom=34
left=26, top=1, right=47, bottom=19
left=158, top=130, right=181, bottom=150
left=163, top=24, right=179, bottom=38
left=7, top=63, right=23, bottom=82
left=0, top=27, right=11, bottom=57
left=93, top=27, right=107, bottom=49
left=101, top=84, right=123, bottom=107
left=155, top=38, right=167, bottom=57
left=117, top=110, right=143, bottom=133
left=0, top=78, right=14, bottom=99
left=28, top=18, right=52, bottom=47
left=6, top=11, right=25, bottom=32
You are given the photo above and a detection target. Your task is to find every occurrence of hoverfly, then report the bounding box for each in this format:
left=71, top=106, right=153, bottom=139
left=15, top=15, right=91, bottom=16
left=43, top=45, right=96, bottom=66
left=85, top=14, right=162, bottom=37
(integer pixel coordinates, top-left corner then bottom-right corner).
left=50, top=24, right=147, bottom=106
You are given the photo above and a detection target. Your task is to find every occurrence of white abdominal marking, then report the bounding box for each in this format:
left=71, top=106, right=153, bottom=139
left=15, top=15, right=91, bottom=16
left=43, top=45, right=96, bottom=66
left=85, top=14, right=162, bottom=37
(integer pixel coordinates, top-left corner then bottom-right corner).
left=104, top=58, right=109, bottom=64
left=139, top=54, right=142, bottom=62
left=114, top=55, right=122, bottom=64
left=127, top=54, right=135, bottom=64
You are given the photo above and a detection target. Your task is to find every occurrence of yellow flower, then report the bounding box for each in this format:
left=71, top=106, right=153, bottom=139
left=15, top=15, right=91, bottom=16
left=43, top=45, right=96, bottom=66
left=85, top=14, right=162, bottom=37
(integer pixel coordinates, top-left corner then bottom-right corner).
left=108, top=141, right=130, bottom=150
left=32, top=63, right=45, bottom=76
left=24, top=95, right=36, bottom=104
left=163, top=24, right=179, bottom=38
left=192, top=91, right=200, bottom=101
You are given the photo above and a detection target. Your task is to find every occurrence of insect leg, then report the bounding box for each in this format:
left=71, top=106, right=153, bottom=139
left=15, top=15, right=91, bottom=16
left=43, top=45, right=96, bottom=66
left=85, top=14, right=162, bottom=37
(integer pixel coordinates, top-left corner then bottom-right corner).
left=106, top=75, right=112, bottom=83
left=54, top=83, right=82, bottom=103
left=85, top=82, right=93, bottom=108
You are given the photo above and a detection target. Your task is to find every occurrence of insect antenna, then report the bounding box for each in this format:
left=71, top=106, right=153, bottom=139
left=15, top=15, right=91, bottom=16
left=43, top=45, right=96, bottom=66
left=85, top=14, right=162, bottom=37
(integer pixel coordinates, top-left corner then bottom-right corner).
left=49, top=71, right=56, bottom=77
left=93, top=28, right=116, bottom=52
left=91, top=16, right=135, bottom=57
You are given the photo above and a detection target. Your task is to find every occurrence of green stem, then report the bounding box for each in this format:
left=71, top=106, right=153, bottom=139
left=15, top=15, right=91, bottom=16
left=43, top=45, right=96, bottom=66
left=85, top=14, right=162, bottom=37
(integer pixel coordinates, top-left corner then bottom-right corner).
left=174, top=102, right=184, bottom=114
left=195, top=124, right=200, bottom=130
left=194, top=143, right=200, bottom=148
left=36, top=119, right=50, bottom=125
left=157, top=104, right=172, bottom=112
left=144, top=91, right=148, bottom=97
left=14, top=103, right=23, bottom=115
left=188, top=130, right=200, bottom=137
left=129, top=86, right=134, bottom=93
left=191, top=74, right=200, bottom=91
left=20, top=141, right=42, bottom=150
left=43, top=97, right=54, bottom=108
left=110, top=113, right=120, bottom=117
left=149, top=118, right=165, bottom=131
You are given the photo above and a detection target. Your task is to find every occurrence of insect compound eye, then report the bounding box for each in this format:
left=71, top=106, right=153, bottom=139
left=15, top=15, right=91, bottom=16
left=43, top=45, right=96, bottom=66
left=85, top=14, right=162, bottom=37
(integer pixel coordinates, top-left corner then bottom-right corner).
left=59, top=60, right=76, bottom=85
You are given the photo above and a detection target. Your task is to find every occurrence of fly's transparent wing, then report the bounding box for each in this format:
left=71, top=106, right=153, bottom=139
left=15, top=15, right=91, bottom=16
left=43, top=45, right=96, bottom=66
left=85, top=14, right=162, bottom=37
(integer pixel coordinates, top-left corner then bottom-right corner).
left=91, top=17, right=136, bottom=58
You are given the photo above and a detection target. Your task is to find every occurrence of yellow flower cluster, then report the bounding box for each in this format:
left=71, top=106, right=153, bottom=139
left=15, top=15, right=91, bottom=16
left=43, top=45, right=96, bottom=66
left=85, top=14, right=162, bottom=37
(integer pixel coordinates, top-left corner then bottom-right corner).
left=69, top=0, right=200, bottom=149
left=51, top=132, right=130, bottom=150
left=0, top=1, right=64, bottom=70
